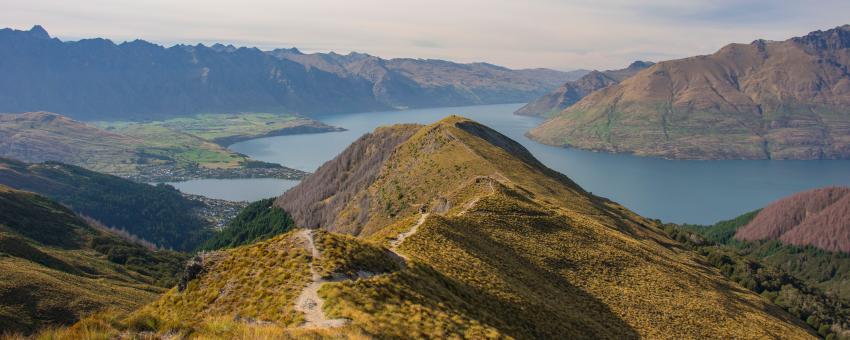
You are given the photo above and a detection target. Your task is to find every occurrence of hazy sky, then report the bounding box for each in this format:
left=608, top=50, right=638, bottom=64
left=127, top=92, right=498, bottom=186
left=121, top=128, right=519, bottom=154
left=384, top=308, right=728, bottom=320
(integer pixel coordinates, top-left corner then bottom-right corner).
left=2, top=0, right=848, bottom=70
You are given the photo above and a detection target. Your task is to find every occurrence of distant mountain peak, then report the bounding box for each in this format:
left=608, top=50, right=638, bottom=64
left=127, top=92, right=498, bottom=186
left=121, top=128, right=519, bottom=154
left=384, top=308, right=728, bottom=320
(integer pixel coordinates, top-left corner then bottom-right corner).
left=792, top=24, right=850, bottom=49
left=28, top=24, right=49, bottom=39
left=626, top=60, right=653, bottom=70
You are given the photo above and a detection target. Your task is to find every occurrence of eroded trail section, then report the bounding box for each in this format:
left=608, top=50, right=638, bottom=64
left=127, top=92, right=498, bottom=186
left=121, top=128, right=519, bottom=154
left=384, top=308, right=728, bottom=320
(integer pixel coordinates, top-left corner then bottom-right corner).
left=459, top=180, right=495, bottom=216
left=389, top=212, right=429, bottom=255
left=294, top=229, right=350, bottom=329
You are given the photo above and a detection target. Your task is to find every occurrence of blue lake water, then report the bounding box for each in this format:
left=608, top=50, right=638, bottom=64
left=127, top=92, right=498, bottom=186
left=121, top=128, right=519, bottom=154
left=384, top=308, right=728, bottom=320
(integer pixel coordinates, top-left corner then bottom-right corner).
left=166, top=178, right=300, bottom=202
left=175, top=103, right=850, bottom=224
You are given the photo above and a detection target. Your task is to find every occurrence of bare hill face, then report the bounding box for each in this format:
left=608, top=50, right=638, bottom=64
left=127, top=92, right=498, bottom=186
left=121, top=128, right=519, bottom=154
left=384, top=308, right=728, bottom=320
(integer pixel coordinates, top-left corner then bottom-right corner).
left=240, top=116, right=817, bottom=338
left=529, top=25, right=850, bottom=160
left=515, top=61, right=652, bottom=117
left=736, top=186, right=850, bottom=253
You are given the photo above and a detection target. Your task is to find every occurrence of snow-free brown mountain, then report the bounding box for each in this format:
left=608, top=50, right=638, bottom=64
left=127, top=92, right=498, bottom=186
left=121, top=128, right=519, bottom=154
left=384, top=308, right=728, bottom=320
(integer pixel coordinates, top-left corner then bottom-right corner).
left=514, top=61, right=653, bottom=117
left=735, top=186, right=850, bottom=253
left=529, top=25, right=850, bottom=160
left=0, top=25, right=580, bottom=120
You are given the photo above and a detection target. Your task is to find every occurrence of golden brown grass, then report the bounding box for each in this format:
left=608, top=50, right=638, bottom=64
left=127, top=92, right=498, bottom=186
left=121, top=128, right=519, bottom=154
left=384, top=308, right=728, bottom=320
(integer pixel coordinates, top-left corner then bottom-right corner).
left=144, top=231, right=312, bottom=327
left=312, top=117, right=815, bottom=339
left=312, top=231, right=399, bottom=278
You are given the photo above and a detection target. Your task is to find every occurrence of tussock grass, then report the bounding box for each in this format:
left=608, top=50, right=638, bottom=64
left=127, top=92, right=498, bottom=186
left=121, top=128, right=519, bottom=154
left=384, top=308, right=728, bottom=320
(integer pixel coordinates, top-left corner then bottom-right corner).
left=313, top=231, right=399, bottom=278
left=145, top=231, right=312, bottom=327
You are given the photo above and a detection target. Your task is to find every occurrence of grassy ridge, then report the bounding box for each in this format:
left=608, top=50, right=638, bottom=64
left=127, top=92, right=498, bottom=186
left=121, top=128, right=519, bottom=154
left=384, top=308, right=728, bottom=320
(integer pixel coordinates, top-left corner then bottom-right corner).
left=144, top=232, right=312, bottom=328
left=307, top=117, right=813, bottom=338
left=31, top=117, right=822, bottom=338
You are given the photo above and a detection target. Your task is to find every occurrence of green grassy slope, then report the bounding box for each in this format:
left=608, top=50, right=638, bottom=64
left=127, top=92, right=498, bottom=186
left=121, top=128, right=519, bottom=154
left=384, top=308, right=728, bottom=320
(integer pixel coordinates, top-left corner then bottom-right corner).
left=0, top=185, right=187, bottom=334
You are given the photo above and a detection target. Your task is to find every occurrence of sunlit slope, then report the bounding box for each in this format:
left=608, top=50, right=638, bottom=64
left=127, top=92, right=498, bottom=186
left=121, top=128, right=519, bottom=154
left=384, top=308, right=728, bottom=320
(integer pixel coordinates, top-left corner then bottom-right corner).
left=152, top=116, right=814, bottom=338
left=529, top=25, right=850, bottom=160
left=277, top=116, right=813, bottom=338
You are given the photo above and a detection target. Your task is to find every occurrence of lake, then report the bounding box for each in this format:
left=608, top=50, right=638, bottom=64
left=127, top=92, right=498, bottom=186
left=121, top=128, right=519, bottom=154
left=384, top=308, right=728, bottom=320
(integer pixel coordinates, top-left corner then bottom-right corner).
left=177, top=103, right=850, bottom=224
left=166, top=178, right=300, bottom=202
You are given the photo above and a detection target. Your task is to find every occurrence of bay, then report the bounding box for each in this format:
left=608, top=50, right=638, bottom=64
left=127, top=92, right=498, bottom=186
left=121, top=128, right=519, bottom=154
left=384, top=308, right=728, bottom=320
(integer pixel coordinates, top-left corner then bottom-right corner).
left=196, top=103, right=850, bottom=224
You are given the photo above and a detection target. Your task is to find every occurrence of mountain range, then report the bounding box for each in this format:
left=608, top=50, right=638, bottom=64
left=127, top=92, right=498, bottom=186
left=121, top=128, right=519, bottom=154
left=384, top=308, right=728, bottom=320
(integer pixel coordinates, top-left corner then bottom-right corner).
left=514, top=61, right=653, bottom=117
left=0, top=25, right=583, bottom=120
left=528, top=25, right=850, bottom=160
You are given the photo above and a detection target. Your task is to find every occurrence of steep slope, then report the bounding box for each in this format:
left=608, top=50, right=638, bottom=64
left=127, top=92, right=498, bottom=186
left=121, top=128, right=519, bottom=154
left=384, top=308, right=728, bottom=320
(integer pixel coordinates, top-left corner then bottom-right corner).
left=0, top=25, right=574, bottom=119
left=273, top=117, right=818, bottom=338
left=0, top=157, right=212, bottom=251
left=529, top=25, right=850, bottom=160
left=0, top=185, right=186, bottom=333
left=515, top=61, right=652, bottom=117
left=735, top=186, right=850, bottom=253
left=667, top=221, right=850, bottom=339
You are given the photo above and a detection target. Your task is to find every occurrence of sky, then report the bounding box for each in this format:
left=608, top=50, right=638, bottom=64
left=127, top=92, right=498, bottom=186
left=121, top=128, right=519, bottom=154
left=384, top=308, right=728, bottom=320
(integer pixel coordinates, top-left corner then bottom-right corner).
left=1, top=0, right=848, bottom=70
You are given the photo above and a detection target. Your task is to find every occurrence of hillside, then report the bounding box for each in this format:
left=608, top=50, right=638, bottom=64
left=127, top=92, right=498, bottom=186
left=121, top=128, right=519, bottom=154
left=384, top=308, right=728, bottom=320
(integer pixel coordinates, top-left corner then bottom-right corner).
left=0, top=157, right=212, bottom=251
left=736, top=186, right=850, bottom=253
left=0, top=111, right=306, bottom=181
left=515, top=61, right=653, bottom=117
left=0, top=25, right=577, bottom=120
left=114, top=116, right=816, bottom=339
left=682, top=188, right=850, bottom=301
left=198, top=198, right=295, bottom=251
left=667, top=220, right=850, bottom=339
left=0, top=185, right=187, bottom=333
left=529, top=25, right=850, bottom=160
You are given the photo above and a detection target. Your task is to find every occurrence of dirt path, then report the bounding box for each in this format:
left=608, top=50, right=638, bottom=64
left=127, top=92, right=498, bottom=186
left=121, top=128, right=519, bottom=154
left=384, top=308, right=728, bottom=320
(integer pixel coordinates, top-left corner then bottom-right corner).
left=389, top=212, right=429, bottom=254
left=459, top=180, right=495, bottom=216
left=294, top=229, right=350, bottom=329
